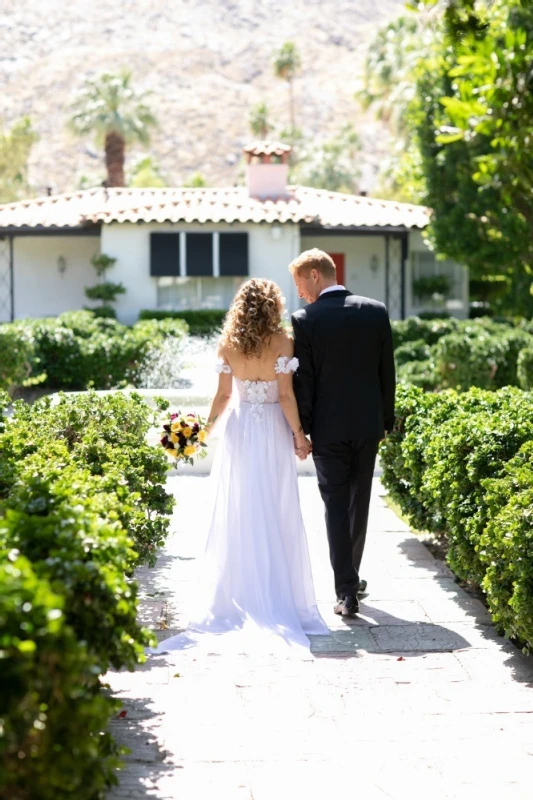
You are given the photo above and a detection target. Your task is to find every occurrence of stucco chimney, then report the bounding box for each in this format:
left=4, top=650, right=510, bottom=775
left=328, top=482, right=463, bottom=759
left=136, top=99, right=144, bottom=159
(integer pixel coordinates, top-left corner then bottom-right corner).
left=243, top=141, right=291, bottom=199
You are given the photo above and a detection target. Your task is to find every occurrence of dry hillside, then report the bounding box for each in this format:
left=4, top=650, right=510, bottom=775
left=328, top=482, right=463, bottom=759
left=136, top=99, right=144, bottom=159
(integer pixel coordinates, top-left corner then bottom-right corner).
left=1, top=0, right=406, bottom=195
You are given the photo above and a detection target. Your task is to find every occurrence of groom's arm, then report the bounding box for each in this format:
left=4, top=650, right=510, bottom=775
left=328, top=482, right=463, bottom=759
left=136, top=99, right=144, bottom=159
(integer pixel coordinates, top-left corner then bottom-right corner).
left=291, top=313, right=314, bottom=436
left=379, top=308, right=396, bottom=433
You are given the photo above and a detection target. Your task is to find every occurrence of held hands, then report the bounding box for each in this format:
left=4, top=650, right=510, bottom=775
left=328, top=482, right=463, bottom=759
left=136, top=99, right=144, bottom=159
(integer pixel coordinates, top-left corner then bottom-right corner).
left=293, top=431, right=312, bottom=460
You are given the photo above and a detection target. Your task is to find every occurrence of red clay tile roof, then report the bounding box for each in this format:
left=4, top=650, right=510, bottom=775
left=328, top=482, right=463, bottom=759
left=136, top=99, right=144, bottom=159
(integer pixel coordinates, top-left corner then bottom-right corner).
left=0, top=186, right=431, bottom=231
left=243, top=141, right=292, bottom=157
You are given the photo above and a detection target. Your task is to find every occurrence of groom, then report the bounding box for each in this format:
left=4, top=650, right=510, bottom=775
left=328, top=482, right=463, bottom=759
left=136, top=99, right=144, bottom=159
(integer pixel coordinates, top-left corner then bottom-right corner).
left=289, top=248, right=396, bottom=617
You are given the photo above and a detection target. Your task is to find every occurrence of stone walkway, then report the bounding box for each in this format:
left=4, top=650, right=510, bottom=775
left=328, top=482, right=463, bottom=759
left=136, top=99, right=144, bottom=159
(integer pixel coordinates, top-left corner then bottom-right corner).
left=106, top=474, right=533, bottom=800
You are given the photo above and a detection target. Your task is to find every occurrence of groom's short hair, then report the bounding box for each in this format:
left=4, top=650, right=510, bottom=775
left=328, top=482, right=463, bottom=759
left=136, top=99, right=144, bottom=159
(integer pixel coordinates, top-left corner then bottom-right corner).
left=289, top=248, right=336, bottom=279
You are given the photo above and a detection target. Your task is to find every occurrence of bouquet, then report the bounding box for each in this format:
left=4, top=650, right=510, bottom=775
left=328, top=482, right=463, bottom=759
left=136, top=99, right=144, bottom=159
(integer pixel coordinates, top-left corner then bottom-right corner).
left=160, top=410, right=209, bottom=466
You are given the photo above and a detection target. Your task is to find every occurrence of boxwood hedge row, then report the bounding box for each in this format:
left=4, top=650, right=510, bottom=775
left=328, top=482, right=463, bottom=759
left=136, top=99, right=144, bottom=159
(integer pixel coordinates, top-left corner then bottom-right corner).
left=0, top=310, right=189, bottom=395
left=0, top=389, right=174, bottom=799
left=380, top=384, right=533, bottom=651
left=392, top=317, right=533, bottom=392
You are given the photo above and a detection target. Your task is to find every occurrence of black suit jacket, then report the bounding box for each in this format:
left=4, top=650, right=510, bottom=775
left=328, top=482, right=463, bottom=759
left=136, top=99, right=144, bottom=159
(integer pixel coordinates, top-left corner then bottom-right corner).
left=291, top=290, right=396, bottom=446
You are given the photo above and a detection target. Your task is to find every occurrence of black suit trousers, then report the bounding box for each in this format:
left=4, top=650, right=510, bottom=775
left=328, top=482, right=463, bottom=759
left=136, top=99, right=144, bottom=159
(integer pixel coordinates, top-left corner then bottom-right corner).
left=312, top=438, right=379, bottom=599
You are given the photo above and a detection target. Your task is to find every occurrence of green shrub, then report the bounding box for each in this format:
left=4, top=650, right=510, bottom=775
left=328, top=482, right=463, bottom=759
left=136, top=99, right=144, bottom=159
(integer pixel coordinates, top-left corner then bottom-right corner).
left=1, top=466, right=150, bottom=671
left=434, top=331, right=508, bottom=389
left=2, top=391, right=174, bottom=566
left=480, top=442, right=533, bottom=647
left=139, top=308, right=226, bottom=336
left=392, top=316, right=459, bottom=348
left=380, top=384, right=533, bottom=650
left=0, top=389, right=174, bottom=794
left=394, top=339, right=431, bottom=368
left=0, top=325, right=38, bottom=394
left=517, top=346, right=533, bottom=390
left=397, top=359, right=438, bottom=391
left=0, top=552, right=123, bottom=800
left=8, top=311, right=188, bottom=391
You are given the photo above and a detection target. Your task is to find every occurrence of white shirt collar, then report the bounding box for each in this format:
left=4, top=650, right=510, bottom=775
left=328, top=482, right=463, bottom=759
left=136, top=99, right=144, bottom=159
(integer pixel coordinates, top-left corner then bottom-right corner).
left=319, top=285, right=346, bottom=297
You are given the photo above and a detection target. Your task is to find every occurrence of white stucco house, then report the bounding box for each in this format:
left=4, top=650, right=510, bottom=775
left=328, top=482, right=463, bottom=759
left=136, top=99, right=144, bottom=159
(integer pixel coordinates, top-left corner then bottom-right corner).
left=0, top=142, right=468, bottom=325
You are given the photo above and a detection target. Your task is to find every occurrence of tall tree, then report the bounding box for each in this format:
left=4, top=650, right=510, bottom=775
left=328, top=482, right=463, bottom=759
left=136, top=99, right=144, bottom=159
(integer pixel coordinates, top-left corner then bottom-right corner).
left=129, top=156, right=166, bottom=188
left=357, top=14, right=434, bottom=203
left=249, top=102, right=273, bottom=139
left=296, top=124, right=361, bottom=194
left=0, top=117, right=38, bottom=203
left=273, top=42, right=301, bottom=146
left=412, top=0, right=533, bottom=314
left=69, top=71, right=157, bottom=188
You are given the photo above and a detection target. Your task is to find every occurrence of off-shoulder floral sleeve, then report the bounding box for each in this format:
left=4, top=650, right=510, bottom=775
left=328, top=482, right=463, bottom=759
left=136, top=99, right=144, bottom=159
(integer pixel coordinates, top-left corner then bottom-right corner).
left=274, top=356, right=299, bottom=374
left=215, top=357, right=232, bottom=374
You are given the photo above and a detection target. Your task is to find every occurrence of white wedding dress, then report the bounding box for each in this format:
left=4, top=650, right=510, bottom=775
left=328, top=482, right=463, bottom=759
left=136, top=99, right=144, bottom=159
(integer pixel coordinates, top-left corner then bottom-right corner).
left=149, top=355, right=329, bottom=660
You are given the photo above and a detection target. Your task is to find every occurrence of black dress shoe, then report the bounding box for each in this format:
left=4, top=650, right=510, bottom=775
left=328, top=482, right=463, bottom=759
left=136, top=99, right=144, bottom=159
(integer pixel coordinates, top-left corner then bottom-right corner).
left=334, top=595, right=360, bottom=617
left=357, top=580, right=368, bottom=598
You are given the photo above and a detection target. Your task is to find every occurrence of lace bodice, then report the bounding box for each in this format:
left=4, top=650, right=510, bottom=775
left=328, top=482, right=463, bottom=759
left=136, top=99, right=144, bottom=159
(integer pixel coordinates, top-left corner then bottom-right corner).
left=215, top=356, right=299, bottom=419
left=235, top=378, right=280, bottom=405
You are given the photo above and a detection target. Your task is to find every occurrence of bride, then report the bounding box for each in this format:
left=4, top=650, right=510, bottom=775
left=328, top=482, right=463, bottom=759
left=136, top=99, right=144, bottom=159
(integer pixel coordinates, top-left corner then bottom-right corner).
left=151, top=278, right=329, bottom=658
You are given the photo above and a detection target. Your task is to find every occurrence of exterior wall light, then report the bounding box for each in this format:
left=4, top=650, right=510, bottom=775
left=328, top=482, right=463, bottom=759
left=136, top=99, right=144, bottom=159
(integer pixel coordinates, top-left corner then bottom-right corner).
left=57, top=255, right=67, bottom=276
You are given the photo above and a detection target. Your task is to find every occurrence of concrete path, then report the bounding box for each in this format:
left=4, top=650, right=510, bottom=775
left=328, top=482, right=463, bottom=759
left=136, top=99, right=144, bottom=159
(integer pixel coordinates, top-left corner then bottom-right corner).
left=106, top=474, right=533, bottom=800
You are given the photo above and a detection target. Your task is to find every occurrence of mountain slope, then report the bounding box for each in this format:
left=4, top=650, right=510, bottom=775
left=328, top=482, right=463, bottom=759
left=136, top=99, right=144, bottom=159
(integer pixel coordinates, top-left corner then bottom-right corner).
left=1, top=0, right=406, bottom=195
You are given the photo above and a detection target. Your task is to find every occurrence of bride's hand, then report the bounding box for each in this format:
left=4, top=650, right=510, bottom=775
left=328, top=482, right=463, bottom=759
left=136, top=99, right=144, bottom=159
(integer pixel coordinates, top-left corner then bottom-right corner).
left=294, top=431, right=311, bottom=460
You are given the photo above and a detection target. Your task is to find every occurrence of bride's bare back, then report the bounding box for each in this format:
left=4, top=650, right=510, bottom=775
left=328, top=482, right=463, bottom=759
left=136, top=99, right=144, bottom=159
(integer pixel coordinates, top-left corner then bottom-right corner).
left=220, top=332, right=294, bottom=382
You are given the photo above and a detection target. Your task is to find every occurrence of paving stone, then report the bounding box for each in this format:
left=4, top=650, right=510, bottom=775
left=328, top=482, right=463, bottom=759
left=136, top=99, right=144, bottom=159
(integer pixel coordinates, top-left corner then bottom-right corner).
left=369, top=622, right=474, bottom=652
left=105, top=475, right=533, bottom=799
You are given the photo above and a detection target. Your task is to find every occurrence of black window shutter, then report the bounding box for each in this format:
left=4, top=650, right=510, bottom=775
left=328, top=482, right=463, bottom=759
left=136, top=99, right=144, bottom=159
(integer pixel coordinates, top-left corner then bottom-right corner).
left=150, top=233, right=180, bottom=276
left=220, top=233, right=249, bottom=276
left=186, top=233, right=213, bottom=276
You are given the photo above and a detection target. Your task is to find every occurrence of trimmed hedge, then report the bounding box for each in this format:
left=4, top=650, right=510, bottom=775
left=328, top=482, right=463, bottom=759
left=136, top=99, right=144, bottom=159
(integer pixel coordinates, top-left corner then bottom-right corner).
left=393, top=316, right=533, bottom=392
left=0, top=389, right=174, bottom=798
left=139, top=308, right=227, bottom=336
left=0, top=310, right=189, bottom=394
left=380, top=384, right=533, bottom=651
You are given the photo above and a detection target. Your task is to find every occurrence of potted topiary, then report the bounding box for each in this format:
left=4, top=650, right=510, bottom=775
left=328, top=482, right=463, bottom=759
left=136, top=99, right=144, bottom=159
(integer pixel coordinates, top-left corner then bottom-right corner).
left=412, top=275, right=451, bottom=310
left=84, top=253, right=126, bottom=318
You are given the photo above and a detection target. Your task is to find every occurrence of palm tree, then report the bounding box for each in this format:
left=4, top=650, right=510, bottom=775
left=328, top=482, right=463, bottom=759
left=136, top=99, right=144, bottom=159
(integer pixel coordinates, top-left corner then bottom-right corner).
left=69, top=71, right=157, bottom=188
left=273, top=42, right=301, bottom=145
left=357, top=16, right=422, bottom=137
left=249, top=102, right=273, bottom=139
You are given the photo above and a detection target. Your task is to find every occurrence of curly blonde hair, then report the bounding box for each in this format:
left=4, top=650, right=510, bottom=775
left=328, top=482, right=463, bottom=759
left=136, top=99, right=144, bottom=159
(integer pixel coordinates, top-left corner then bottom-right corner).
left=220, top=278, right=285, bottom=357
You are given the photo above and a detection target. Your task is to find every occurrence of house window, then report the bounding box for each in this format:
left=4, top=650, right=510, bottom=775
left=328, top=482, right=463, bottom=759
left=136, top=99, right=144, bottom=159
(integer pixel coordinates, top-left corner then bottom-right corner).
left=411, top=250, right=465, bottom=309
left=157, top=276, right=244, bottom=310
left=150, top=232, right=249, bottom=278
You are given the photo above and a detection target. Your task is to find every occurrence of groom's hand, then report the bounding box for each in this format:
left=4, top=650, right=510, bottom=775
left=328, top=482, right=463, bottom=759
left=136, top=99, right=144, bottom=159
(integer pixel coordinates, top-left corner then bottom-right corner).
left=294, top=435, right=312, bottom=460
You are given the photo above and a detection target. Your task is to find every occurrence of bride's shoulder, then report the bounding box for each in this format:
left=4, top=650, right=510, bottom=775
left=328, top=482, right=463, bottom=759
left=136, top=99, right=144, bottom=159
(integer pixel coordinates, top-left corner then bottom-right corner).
left=272, top=330, right=294, bottom=356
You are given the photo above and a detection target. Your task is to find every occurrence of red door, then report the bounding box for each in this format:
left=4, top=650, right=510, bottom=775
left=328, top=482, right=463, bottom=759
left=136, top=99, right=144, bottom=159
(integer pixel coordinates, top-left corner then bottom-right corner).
left=328, top=253, right=345, bottom=286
